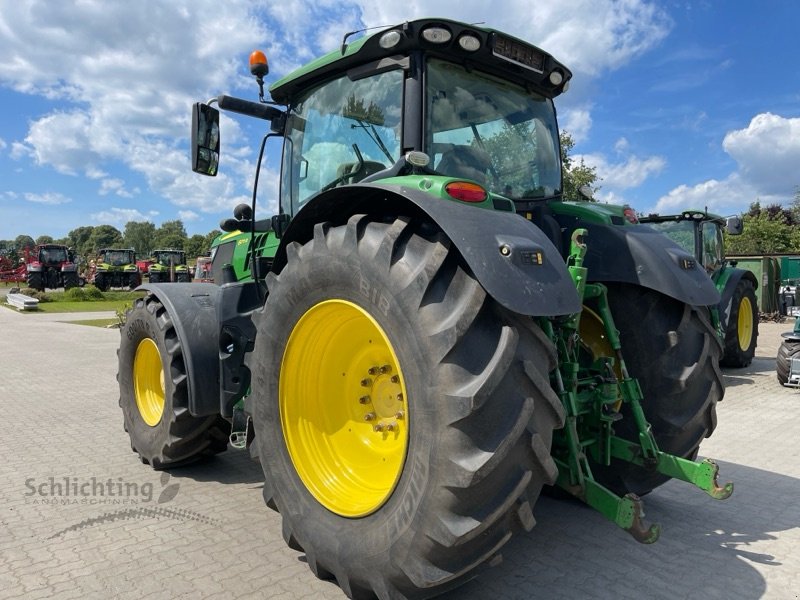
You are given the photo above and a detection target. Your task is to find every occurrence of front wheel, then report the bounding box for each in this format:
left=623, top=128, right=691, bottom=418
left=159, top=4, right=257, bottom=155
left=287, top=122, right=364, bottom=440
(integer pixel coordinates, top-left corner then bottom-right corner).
left=248, top=216, right=564, bottom=599
left=117, top=293, right=230, bottom=468
left=720, top=278, right=758, bottom=367
left=592, top=284, right=724, bottom=496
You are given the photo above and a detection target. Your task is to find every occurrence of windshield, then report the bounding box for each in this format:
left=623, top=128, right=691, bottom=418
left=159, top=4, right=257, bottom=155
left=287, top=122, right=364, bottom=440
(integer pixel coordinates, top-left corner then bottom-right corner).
left=645, top=221, right=696, bottom=256
left=155, top=252, right=184, bottom=266
left=39, top=247, right=67, bottom=263
left=103, top=251, right=132, bottom=266
left=426, top=59, right=561, bottom=199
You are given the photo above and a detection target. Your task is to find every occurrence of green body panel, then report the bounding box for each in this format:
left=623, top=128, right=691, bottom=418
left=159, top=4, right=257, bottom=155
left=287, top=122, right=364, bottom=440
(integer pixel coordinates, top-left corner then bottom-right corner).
left=210, top=229, right=280, bottom=283
left=548, top=201, right=635, bottom=226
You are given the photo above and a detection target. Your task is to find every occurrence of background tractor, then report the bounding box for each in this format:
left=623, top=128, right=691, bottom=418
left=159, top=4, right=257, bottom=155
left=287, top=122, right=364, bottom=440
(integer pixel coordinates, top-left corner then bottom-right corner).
left=94, top=248, right=140, bottom=291
left=117, top=19, right=731, bottom=599
left=147, top=249, right=192, bottom=283
left=640, top=210, right=759, bottom=367
left=25, top=244, right=80, bottom=291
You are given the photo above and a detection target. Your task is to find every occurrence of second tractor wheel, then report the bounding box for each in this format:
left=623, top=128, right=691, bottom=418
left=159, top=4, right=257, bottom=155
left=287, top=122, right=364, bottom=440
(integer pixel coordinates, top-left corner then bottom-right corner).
left=248, top=215, right=564, bottom=599
left=776, top=338, right=800, bottom=385
left=720, top=278, right=758, bottom=367
left=593, top=283, right=725, bottom=496
left=26, top=271, right=43, bottom=292
left=117, top=293, right=230, bottom=468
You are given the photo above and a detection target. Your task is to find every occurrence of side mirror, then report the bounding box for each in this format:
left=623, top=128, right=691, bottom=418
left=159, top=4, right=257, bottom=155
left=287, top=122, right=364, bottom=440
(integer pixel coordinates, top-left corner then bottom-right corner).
left=192, top=103, right=220, bottom=176
left=726, top=215, right=743, bottom=235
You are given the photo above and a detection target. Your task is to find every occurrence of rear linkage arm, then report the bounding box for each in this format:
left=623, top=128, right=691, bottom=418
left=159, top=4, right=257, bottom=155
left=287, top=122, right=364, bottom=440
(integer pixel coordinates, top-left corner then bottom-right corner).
left=541, top=229, right=733, bottom=544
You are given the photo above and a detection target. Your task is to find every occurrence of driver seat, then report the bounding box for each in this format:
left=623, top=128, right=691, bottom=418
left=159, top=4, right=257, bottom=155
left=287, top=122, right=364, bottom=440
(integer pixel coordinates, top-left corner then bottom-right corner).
left=437, top=145, right=492, bottom=185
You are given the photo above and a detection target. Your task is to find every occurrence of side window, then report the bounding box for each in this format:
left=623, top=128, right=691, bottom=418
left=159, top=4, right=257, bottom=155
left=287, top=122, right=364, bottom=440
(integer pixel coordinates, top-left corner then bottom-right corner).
left=281, top=69, right=404, bottom=215
left=702, top=222, right=722, bottom=272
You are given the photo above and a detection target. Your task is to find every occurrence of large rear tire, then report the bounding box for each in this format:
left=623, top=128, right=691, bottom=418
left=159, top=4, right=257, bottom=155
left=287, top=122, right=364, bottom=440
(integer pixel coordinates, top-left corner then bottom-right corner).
left=248, top=215, right=564, bottom=599
left=26, top=271, right=43, bottom=292
left=776, top=339, right=800, bottom=385
left=118, top=293, right=230, bottom=468
left=720, top=278, right=758, bottom=367
left=592, top=284, right=724, bottom=496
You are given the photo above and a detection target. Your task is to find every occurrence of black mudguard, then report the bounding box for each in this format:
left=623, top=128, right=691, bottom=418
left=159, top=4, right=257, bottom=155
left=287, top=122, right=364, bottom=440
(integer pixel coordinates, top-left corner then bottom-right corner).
left=137, top=283, right=222, bottom=417
left=274, top=184, right=582, bottom=317
left=573, top=221, right=721, bottom=307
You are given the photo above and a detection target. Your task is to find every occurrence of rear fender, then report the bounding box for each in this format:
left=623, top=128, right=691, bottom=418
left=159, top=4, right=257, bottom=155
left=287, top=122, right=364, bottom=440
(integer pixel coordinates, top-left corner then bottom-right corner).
left=564, top=221, right=721, bottom=307
left=273, top=184, right=581, bottom=317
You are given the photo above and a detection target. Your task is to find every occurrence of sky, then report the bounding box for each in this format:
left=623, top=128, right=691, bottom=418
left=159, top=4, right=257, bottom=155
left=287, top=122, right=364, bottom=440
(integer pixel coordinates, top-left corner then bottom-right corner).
left=0, top=0, right=798, bottom=242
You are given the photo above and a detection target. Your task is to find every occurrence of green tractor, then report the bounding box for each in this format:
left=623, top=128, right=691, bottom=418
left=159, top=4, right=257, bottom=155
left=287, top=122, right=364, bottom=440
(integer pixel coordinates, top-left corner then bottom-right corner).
left=147, top=249, right=192, bottom=283
left=640, top=210, right=759, bottom=367
left=117, top=19, right=731, bottom=599
left=94, top=248, right=141, bottom=291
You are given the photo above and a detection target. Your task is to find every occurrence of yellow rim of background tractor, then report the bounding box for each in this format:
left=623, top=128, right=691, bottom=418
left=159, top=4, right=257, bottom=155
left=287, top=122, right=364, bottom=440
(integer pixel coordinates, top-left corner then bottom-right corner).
left=579, top=306, right=623, bottom=411
left=280, top=299, right=409, bottom=517
left=737, top=295, right=754, bottom=351
left=133, top=338, right=166, bottom=427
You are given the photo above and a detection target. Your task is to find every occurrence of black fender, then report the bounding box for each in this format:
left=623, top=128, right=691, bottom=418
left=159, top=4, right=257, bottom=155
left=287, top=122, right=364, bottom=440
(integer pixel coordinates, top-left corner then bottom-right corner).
left=717, top=267, right=758, bottom=328
left=570, top=221, right=721, bottom=307
left=274, top=184, right=581, bottom=317
left=137, top=283, right=222, bottom=417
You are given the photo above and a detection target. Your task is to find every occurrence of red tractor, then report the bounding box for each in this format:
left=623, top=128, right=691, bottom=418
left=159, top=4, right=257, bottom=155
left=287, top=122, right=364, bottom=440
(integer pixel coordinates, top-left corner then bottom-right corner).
left=26, top=244, right=80, bottom=291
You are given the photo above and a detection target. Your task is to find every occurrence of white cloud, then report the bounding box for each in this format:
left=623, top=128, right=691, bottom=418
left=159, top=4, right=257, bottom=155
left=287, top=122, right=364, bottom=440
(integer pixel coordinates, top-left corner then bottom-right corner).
left=23, top=192, right=72, bottom=205
left=99, top=178, right=134, bottom=198
left=561, top=108, right=593, bottom=143
left=654, top=113, right=800, bottom=216
left=0, top=137, right=6, bottom=150
left=722, top=113, right=800, bottom=195
left=578, top=152, right=666, bottom=190
left=178, top=210, right=200, bottom=222
left=651, top=174, right=763, bottom=216
left=90, top=208, right=158, bottom=225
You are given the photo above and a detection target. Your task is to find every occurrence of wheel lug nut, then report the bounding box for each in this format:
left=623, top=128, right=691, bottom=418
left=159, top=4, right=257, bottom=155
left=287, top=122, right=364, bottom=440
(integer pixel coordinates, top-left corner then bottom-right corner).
left=390, top=375, right=399, bottom=383
left=396, top=393, right=403, bottom=401
left=368, top=366, right=379, bottom=376
left=395, top=411, right=404, bottom=419
left=359, top=395, right=370, bottom=404
left=386, top=421, right=398, bottom=432
left=374, top=423, right=386, bottom=432
left=361, top=378, right=372, bottom=387
left=380, top=365, right=391, bottom=374
left=364, top=413, right=376, bottom=421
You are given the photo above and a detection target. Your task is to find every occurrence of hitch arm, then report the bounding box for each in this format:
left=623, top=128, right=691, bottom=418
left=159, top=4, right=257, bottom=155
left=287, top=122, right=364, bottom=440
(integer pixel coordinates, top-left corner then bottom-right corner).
left=610, top=437, right=733, bottom=500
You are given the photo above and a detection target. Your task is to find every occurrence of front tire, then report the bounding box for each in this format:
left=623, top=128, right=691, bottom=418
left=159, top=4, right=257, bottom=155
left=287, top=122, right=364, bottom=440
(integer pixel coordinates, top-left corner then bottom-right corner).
left=249, top=215, right=564, bottom=599
left=720, top=278, right=758, bottom=367
left=118, top=293, right=230, bottom=468
left=594, top=284, right=724, bottom=496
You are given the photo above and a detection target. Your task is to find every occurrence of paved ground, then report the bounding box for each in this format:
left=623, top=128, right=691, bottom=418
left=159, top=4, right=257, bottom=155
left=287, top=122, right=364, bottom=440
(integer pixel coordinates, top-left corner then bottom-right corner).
left=0, top=303, right=798, bottom=600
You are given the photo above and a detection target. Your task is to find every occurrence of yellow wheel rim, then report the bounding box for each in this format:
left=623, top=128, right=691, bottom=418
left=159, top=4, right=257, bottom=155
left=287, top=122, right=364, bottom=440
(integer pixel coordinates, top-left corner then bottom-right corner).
left=280, top=299, right=409, bottom=517
left=133, top=338, right=165, bottom=427
left=737, top=296, right=754, bottom=351
left=579, top=307, right=623, bottom=410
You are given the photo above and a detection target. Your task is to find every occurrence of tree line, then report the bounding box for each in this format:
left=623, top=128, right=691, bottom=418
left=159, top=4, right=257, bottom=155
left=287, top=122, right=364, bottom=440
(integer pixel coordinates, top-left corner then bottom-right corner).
left=0, top=220, right=221, bottom=265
